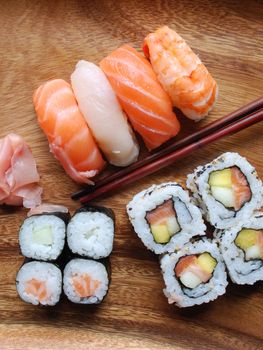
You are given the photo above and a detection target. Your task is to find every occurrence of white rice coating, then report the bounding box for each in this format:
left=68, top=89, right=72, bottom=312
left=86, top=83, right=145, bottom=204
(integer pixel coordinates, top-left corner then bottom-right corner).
left=63, top=259, right=108, bottom=304
left=16, top=261, right=62, bottom=306
left=67, top=211, right=114, bottom=259
left=127, top=182, right=206, bottom=254
left=160, top=239, right=228, bottom=307
left=220, top=215, right=263, bottom=285
left=186, top=152, right=263, bottom=229
left=19, top=215, right=66, bottom=260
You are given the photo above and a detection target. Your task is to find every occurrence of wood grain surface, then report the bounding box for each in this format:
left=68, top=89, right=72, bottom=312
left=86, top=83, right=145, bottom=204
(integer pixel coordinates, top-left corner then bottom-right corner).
left=0, top=0, right=263, bottom=349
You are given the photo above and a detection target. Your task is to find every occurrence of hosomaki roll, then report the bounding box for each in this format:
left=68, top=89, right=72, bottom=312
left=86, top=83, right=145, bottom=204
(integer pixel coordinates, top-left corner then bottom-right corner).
left=186, top=152, right=263, bottom=229
left=219, top=214, right=263, bottom=285
left=63, top=258, right=109, bottom=304
left=16, top=261, right=62, bottom=306
left=160, top=239, right=228, bottom=307
left=67, top=206, right=115, bottom=259
left=126, top=182, right=206, bottom=254
left=19, top=211, right=69, bottom=261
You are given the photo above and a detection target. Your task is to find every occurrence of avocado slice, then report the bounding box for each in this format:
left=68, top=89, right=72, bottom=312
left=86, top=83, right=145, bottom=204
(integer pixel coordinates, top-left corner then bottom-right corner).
left=197, top=252, right=217, bottom=274
left=33, top=226, right=53, bottom=246
left=151, top=224, right=170, bottom=243
left=235, top=229, right=258, bottom=250
left=208, top=168, right=232, bottom=188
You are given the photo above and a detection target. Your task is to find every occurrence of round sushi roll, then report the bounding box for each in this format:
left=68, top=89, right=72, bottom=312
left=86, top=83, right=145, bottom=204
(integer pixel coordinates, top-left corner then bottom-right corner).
left=186, top=152, right=263, bottom=229
left=16, top=261, right=62, bottom=306
left=67, top=206, right=115, bottom=259
left=63, top=258, right=109, bottom=304
left=160, top=239, right=228, bottom=307
left=219, top=214, right=263, bottom=285
left=19, top=213, right=68, bottom=261
left=126, top=182, right=206, bottom=254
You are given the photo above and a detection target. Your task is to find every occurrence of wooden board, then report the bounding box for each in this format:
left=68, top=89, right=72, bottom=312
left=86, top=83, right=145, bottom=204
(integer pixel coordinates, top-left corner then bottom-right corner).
left=0, top=0, right=262, bottom=349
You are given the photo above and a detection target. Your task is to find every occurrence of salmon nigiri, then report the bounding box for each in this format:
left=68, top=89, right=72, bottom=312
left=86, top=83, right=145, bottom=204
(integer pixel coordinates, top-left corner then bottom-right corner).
left=33, top=79, right=105, bottom=184
left=143, top=26, right=218, bottom=121
left=100, top=45, right=180, bottom=150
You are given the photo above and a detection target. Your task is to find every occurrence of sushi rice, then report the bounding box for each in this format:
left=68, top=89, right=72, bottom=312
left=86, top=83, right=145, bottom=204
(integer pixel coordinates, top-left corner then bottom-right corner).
left=160, top=239, right=228, bottom=307
left=127, top=182, right=206, bottom=254
left=219, top=214, right=263, bottom=285
left=63, top=259, right=109, bottom=304
left=67, top=208, right=114, bottom=259
left=19, top=215, right=66, bottom=261
left=16, top=261, right=62, bottom=306
left=187, top=152, right=263, bottom=229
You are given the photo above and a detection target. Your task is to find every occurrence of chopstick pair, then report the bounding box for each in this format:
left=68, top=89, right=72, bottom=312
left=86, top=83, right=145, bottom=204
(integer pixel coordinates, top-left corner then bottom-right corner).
left=72, top=97, right=263, bottom=203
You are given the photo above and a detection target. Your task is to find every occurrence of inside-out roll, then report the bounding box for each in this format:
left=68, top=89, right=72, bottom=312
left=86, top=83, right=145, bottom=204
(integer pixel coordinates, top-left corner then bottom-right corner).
left=219, top=214, right=263, bottom=285
left=127, top=182, right=206, bottom=254
left=160, top=239, right=228, bottom=307
left=187, top=152, right=263, bottom=229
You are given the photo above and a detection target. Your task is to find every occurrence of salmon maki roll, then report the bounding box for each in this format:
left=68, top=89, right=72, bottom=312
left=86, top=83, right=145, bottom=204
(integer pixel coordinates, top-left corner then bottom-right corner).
left=63, top=259, right=109, bottom=304
left=143, top=26, right=218, bottom=121
left=16, top=261, right=62, bottom=306
left=100, top=45, right=180, bottom=150
left=33, top=79, right=105, bottom=184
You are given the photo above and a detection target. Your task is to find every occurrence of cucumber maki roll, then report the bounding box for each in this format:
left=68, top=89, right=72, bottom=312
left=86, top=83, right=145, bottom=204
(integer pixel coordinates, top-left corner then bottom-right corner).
left=160, top=239, right=228, bottom=307
left=67, top=206, right=115, bottom=259
left=63, top=258, right=109, bottom=304
left=187, top=152, right=263, bottom=229
left=19, top=209, right=69, bottom=261
left=16, top=261, right=62, bottom=306
left=220, top=214, right=263, bottom=285
left=126, top=182, right=206, bottom=254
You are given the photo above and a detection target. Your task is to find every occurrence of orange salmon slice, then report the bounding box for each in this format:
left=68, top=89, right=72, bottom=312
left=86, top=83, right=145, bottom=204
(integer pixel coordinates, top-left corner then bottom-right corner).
left=25, top=278, right=48, bottom=302
left=146, top=199, right=176, bottom=226
left=175, top=255, right=198, bottom=277
left=231, top=166, right=252, bottom=211
left=72, top=274, right=101, bottom=298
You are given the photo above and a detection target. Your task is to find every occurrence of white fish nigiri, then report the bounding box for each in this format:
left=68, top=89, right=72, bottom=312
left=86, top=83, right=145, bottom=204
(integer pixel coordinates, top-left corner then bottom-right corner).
left=71, top=61, right=139, bottom=167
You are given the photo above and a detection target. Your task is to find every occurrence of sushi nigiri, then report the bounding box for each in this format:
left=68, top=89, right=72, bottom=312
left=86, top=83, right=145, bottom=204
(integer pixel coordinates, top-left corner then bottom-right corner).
left=33, top=79, right=105, bottom=184
left=100, top=45, right=180, bottom=150
left=143, top=26, right=218, bottom=121
left=71, top=61, right=139, bottom=167
left=0, top=133, right=42, bottom=208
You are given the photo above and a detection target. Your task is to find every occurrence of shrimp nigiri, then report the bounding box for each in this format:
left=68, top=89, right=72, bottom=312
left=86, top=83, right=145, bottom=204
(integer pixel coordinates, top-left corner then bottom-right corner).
left=33, top=79, right=105, bottom=184
left=100, top=45, right=180, bottom=150
left=143, top=26, right=218, bottom=121
left=71, top=61, right=139, bottom=167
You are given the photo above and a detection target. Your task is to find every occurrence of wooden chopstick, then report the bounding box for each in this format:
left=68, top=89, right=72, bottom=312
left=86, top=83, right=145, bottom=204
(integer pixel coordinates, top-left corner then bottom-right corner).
left=72, top=97, right=263, bottom=201
left=77, top=107, right=262, bottom=203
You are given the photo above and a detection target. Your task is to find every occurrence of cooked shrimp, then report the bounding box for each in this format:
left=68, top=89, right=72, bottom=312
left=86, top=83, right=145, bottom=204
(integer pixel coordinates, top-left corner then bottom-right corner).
left=143, top=26, right=218, bottom=121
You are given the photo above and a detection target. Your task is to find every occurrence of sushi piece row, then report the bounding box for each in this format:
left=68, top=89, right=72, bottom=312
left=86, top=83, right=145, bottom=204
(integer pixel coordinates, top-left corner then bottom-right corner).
left=16, top=205, right=114, bottom=306
left=126, top=152, right=263, bottom=307
left=16, top=259, right=109, bottom=306
left=33, top=25, right=217, bottom=184
left=19, top=205, right=114, bottom=261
